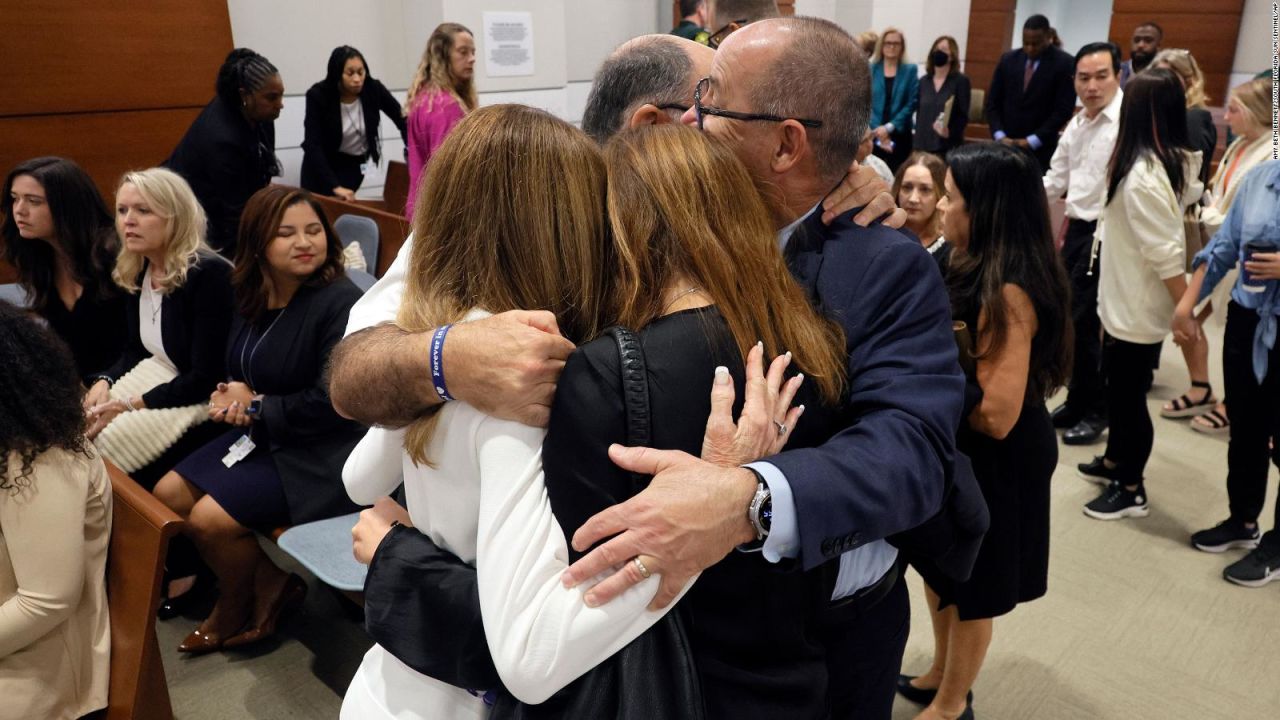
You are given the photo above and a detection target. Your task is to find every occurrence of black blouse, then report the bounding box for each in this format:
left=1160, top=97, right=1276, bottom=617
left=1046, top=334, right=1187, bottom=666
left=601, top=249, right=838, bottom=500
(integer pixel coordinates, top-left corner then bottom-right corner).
left=915, top=73, right=972, bottom=154
left=539, top=307, right=843, bottom=718
left=1186, top=107, right=1217, bottom=185
left=42, top=290, right=127, bottom=384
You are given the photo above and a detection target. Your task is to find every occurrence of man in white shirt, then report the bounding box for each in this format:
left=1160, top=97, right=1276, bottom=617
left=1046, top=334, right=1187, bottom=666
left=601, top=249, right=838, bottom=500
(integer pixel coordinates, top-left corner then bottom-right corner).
left=1042, top=41, right=1123, bottom=445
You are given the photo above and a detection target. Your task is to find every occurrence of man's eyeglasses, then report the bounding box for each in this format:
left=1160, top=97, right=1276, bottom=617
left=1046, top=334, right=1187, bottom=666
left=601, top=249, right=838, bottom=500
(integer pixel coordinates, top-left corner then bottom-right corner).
left=707, top=18, right=747, bottom=49
left=656, top=103, right=690, bottom=113
left=692, top=77, right=824, bottom=131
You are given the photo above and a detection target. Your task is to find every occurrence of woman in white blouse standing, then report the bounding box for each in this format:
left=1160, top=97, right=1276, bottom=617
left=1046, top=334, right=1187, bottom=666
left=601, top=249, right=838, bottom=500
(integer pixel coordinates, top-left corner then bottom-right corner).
left=1078, top=68, right=1202, bottom=520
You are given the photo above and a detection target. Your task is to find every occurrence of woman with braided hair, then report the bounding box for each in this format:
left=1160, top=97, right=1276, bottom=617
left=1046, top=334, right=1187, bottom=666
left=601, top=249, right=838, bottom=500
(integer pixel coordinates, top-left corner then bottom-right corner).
left=0, top=300, right=112, bottom=720
left=166, top=48, right=284, bottom=256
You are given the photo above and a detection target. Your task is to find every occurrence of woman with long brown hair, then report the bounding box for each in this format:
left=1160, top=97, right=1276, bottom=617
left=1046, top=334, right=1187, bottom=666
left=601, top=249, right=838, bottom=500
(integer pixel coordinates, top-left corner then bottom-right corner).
left=342, top=113, right=847, bottom=717
left=403, top=22, right=477, bottom=218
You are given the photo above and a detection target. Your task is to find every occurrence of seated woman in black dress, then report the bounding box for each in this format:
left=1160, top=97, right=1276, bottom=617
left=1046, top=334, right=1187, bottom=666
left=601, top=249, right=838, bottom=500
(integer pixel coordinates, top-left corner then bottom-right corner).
left=897, top=142, right=1071, bottom=720
left=166, top=48, right=283, bottom=256
left=83, top=168, right=234, bottom=487
left=1, top=156, right=126, bottom=383
left=301, top=45, right=407, bottom=200
left=152, top=185, right=364, bottom=654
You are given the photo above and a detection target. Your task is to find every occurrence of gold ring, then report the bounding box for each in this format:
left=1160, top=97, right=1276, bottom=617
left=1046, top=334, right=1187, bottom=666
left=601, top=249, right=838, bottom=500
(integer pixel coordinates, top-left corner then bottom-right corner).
left=633, top=556, right=652, bottom=579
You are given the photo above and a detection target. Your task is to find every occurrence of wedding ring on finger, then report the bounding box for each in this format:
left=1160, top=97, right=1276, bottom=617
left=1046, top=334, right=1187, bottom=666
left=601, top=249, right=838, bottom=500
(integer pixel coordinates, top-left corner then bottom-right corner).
left=774, top=420, right=787, bottom=437
left=633, top=556, right=652, bottom=579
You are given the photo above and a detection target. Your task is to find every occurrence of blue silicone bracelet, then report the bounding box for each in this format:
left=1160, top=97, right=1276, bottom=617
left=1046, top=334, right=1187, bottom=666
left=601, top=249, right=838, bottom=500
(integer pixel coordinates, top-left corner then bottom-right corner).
left=430, top=324, right=455, bottom=402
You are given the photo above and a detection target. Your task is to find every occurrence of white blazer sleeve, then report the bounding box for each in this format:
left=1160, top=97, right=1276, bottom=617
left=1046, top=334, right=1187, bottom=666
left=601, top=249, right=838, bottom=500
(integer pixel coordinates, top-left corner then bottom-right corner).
left=342, top=427, right=407, bottom=506
left=344, top=233, right=413, bottom=337
left=472, top=416, right=695, bottom=704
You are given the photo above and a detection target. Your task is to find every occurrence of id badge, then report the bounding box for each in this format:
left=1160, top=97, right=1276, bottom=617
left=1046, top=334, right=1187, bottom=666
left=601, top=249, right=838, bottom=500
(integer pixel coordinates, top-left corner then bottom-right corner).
left=221, top=434, right=257, bottom=468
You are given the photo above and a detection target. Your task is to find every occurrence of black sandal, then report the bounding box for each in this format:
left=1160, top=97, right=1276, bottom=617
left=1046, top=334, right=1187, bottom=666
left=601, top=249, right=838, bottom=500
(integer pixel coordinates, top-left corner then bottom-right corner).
left=1192, top=407, right=1231, bottom=435
left=1161, top=380, right=1216, bottom=419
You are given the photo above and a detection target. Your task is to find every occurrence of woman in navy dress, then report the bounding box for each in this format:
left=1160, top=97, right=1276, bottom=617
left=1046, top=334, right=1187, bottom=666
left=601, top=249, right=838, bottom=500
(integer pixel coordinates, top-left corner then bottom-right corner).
left=152, top=185, right=364, bottom=654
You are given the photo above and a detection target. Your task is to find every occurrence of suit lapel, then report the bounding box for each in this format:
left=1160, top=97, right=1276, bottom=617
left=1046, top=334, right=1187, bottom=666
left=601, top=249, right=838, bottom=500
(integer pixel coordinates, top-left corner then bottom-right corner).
left=785, top=209, right=829, bottom=303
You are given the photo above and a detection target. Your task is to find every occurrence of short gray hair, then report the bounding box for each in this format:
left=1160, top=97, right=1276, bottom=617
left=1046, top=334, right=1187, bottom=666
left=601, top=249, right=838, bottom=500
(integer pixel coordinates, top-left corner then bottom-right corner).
left=581, top=37, right=693, bottom=144
left=708, top=0, right=780, bottom=27
left=750, top=17, right=868, bottom=183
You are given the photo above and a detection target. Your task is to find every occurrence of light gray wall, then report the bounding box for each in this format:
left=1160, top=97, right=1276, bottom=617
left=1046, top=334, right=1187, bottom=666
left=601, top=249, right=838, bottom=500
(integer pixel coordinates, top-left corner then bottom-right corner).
left=795, top=0, right=972, bottom=69
left=226, top=0, right=664, bottom=196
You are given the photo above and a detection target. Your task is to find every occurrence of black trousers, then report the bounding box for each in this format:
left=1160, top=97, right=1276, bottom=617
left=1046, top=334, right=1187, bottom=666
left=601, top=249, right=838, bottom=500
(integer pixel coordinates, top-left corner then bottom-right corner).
left=822, top=568, right=910, bottom=720
left=872, top=129, right=913, bottom=175
left=1061, top=219, right=1105, bottom=421
left=1101, top=333, right=1163, bottom=483
left=1223, top=302, right=1280, bottom=542
left=329, top=150, right=367, bottom=191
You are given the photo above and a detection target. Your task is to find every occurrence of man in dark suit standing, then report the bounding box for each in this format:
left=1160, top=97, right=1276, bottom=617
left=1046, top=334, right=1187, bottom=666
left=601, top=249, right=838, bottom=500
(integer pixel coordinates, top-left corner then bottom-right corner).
left=984, top=14, right=1077, bottom=172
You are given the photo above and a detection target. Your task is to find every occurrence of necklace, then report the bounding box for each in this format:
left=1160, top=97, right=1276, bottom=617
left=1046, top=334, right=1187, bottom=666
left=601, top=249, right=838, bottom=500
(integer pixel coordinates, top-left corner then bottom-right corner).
left=342, top=99, right=365, bottom=142
left=238, top=308, right=287, bottom=390
left=662, top=286, right=703, bottom=314
left=143, top=277, right=163, bottom=324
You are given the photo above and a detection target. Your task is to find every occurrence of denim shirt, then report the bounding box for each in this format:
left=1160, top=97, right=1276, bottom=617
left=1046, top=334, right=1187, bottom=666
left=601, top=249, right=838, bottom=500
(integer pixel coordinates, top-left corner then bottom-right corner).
left=1193, top=159, right=1280, bottom=382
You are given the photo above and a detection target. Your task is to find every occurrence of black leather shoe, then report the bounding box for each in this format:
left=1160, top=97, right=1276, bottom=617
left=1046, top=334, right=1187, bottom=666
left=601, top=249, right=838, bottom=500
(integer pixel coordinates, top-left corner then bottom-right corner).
left=1050, top=403, right=1081, bottom=429
left=896, top=674, right=974, bottom=707
left=1063, top=418, right=1106, bottom=445
left=157, top=572, right=214, bottom=621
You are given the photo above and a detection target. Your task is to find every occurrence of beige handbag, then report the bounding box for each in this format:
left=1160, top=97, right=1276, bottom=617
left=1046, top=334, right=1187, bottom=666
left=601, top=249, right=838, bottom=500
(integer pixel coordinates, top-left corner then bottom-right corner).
left=93, top=357, right=208, bottom=473
left=1183, top=204, right=1212, bottom=274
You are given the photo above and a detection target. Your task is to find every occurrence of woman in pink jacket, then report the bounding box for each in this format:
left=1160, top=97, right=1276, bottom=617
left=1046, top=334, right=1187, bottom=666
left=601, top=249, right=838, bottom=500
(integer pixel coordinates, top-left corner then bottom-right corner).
left=404, top=23, right=477, bottom=218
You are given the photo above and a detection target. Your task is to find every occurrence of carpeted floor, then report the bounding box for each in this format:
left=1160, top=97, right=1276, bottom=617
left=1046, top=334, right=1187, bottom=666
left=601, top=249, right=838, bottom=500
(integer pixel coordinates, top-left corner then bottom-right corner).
left=158, top=321, right=1278, bottom=719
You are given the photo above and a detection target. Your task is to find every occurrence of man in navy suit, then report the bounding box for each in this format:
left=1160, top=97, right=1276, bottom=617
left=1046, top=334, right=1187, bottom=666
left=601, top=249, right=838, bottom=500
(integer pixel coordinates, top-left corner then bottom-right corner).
left=563, top=17, right=966, bottom=719
left=983, top=14, right=1077, bottom=172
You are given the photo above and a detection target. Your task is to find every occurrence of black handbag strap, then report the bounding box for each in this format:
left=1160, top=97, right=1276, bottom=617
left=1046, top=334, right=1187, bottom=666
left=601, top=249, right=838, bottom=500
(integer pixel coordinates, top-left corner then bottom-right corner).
left=604, top=326, right=651, bottom=495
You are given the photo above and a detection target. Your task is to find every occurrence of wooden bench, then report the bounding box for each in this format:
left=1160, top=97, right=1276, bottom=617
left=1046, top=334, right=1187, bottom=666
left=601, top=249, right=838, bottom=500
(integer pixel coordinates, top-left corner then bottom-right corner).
left=104, top=462, right=182, bottom=720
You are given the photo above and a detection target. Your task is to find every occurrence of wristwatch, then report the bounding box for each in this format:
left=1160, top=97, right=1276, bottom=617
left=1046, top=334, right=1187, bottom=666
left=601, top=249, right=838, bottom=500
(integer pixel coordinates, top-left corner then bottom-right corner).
left=748, top=478, right=772, bottom=541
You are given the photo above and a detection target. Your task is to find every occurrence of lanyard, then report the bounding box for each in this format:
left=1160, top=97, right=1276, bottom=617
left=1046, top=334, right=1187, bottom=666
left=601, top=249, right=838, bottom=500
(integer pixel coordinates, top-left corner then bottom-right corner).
left=237, top=308, right=286, bottom=390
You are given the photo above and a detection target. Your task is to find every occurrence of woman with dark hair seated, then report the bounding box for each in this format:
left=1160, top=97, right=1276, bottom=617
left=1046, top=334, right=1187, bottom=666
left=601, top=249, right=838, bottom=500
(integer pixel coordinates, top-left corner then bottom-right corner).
left=166, top=48, right=284, bottom=256
left=1, top=156, right=126, bottom=383
left=152, top=186, right=364, bottom=654
left=82, top=168, right=234, bottom=488
left=0, top=300, right=112, bottom=720
left=898, top=142, right=1071, bottom=720
left=301, top=46, right=407, bottom=201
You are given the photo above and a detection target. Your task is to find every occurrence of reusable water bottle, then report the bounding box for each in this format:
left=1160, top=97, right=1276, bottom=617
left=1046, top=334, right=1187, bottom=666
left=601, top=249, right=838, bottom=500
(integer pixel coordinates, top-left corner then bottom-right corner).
left=1241, top=239, right=1277, bottom=293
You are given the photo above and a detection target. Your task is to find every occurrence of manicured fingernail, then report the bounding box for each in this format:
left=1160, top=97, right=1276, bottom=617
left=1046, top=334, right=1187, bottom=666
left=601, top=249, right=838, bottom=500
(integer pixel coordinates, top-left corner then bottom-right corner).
left=796, top=373, right=805, bottom=383
left=584, top=593, right=598, bottom=608
left=715, top=366, right=730, bottom=385
left=784, top=351, right=792, bottom=360
left=756, top=340, right=763, bottom=349
left=798, top=404, right=806, bottom=414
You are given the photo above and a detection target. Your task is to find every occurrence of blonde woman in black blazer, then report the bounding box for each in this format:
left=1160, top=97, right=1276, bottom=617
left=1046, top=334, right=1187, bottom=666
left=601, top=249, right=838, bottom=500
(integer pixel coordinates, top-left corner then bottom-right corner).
left=301, top=46, right=407, bottom=200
